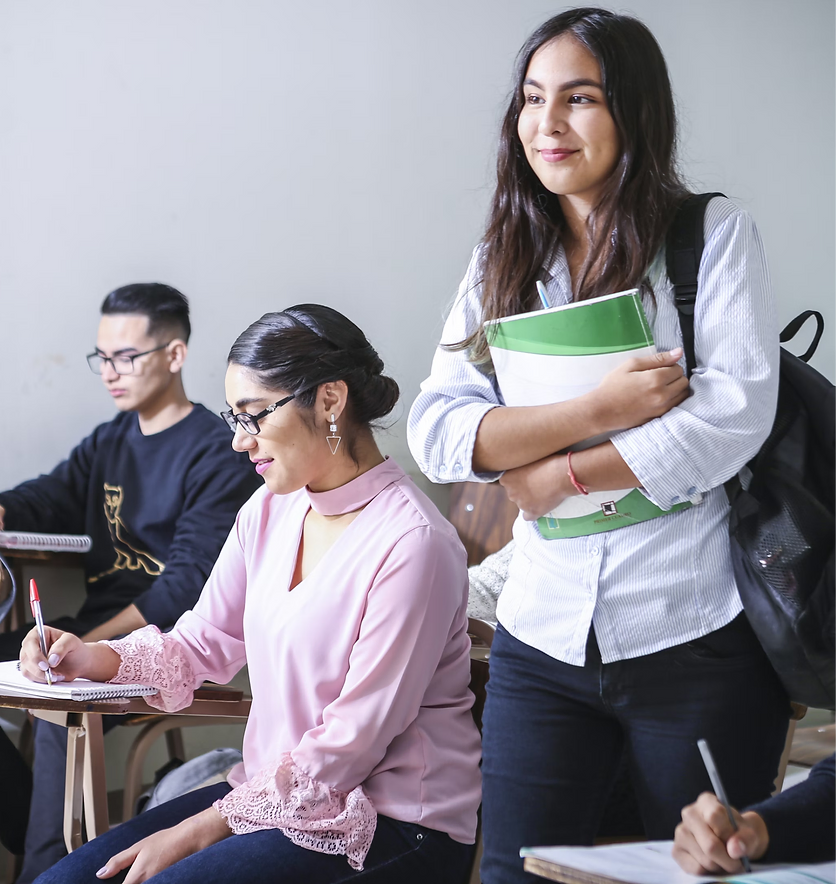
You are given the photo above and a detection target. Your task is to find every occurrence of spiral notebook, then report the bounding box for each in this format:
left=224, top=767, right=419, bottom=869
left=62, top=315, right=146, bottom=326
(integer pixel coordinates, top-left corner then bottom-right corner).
left=0, top=531, right=92, bottom=553
left=0, top=660, right=156, bottom=702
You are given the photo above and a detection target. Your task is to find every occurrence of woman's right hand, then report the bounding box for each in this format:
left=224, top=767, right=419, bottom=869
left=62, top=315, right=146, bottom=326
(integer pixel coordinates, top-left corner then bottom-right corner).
left=591, top=348, right=689, bottom=431
left=19, top=626, right=120, bottom=684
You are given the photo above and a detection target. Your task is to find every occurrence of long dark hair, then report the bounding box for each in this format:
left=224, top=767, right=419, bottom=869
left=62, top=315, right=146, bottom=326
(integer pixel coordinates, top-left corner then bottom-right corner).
left=459, top=7, right=690, bottom=362
left=228, top=304, right=399, bottom=458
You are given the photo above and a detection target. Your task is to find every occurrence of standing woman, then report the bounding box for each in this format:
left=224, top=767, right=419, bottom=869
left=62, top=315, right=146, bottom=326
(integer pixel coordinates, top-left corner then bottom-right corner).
left=22, top=305, right=481, bottom=884
left=408, top=8, right=789, bottom=883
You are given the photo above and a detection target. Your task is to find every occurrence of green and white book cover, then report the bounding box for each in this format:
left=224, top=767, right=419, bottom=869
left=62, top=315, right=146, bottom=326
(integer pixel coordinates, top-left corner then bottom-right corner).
left=485, top=289, right=691, bottom=540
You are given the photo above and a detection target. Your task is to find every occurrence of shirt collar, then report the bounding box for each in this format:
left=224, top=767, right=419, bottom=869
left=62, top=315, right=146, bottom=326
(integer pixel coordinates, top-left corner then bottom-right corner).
left=306, top=457, right=403, bottom=516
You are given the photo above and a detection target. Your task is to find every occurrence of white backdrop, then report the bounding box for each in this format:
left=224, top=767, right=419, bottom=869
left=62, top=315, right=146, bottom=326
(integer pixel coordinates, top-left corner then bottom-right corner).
left=1, top=0, right=833, bottom=491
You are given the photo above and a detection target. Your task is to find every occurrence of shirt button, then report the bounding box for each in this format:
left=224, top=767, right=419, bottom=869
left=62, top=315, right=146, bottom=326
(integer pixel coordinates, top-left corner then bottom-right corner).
left=687, top=486, right=697, bottom=496
left=439, top=464, right=447, bottom=472
left=453, top=463, right=462, bottom=473
left=591, top=547, right=601, bottom=556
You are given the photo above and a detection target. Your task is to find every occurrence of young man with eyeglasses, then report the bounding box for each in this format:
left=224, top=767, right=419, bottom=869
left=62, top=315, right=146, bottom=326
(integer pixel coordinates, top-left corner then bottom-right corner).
left=0, top=283, right=260, bottom=879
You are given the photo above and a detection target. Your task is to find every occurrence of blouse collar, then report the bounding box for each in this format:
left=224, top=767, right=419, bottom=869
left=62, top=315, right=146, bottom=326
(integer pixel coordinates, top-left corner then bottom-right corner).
left=306, top=457, right=404, bottom=516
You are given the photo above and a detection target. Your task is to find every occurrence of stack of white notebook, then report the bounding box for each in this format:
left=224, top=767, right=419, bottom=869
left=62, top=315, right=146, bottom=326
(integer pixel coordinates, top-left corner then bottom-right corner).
left=0, top=659, right=155, bottom=702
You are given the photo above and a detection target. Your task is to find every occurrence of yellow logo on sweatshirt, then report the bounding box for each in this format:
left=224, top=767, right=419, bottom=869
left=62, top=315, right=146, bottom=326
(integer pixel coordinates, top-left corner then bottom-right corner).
left=88, top=484, right=166, bottom=583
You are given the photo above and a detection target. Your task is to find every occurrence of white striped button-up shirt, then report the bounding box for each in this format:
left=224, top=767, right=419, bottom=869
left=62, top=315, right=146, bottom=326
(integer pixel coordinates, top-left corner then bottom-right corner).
left=407, top=197, right=778, bottom=665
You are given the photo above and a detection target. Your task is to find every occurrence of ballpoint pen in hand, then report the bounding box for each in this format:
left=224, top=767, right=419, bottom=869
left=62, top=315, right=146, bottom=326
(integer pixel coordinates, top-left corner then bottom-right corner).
left=29, top=579, right=53, bottom=686
left=697, top=738, right=752, bottom=874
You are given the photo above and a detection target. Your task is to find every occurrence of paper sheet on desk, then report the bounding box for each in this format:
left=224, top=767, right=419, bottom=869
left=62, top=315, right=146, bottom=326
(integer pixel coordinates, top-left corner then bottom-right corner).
left=520, top=841, right=835, bottom=884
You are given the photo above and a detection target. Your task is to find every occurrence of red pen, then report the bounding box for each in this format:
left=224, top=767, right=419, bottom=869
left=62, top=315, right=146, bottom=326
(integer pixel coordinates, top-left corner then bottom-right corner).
left=29, top=579, right=53, bottom=686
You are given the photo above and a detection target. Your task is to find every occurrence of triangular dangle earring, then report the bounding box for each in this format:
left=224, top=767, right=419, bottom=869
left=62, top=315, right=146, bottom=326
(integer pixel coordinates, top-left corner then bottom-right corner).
left=326, top=413, right=342, bottom=455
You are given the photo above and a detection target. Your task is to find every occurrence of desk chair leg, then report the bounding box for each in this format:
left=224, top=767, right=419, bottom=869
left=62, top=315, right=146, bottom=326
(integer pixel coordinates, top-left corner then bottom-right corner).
left=468, top=829, right=483, bottom=884
left=81, top=713, right=109, bottom=840
left=165, top=727, right=186, bottom=763
left=64, top=722, right=86, bottom=853
left=772, top=718, right=798, bottom=795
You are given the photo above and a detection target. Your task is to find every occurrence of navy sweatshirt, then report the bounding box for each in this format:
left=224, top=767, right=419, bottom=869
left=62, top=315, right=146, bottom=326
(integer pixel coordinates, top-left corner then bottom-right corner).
left=0, top=405, right=261, bottom=628
left=747, top=753, right=835, bottom=864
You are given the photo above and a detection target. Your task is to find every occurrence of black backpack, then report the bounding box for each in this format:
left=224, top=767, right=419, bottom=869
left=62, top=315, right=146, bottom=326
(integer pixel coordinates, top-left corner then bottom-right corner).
left=667, top=193, right=835, bottom=710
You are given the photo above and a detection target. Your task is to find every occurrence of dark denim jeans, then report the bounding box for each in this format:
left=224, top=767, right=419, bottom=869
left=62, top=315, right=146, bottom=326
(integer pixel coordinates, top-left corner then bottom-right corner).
left=34, top=783, right=474, bottom=884
left=0, top=724, right=31, bottom=855
left=480, top=615, right=791, bottom=884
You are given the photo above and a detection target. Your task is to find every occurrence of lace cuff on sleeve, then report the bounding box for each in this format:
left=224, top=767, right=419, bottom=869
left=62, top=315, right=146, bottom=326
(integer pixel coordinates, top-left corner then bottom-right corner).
left=213, top=752, right=377, bottom=871
left=104, top=625, right=197, bottom=713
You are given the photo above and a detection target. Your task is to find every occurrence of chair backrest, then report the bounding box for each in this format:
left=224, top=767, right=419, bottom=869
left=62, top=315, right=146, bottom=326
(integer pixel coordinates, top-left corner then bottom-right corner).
left=449, top=483, right=518, bottom=566
left=468, top=618, right=494, bottom=734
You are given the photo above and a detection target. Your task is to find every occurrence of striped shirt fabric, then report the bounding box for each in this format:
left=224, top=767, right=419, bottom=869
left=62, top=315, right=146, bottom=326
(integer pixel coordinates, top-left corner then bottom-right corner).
left=407, top=197, right=779, bottom=665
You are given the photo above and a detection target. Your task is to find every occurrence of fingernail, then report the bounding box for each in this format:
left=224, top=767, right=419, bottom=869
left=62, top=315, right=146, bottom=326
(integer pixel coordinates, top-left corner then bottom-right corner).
left=670, top=347, right=683, bottom=356
left=48, top=654, right=60, bottom=666
left=38, top=660, right=49, bottom=671
left=96, top=866, right=108, bottom=877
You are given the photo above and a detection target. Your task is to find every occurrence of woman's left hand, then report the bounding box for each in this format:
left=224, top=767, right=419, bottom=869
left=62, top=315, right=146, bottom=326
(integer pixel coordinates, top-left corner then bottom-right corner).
left=96, top=808, right=232, bottom=883
left=499, top=455, right=571, bottom=520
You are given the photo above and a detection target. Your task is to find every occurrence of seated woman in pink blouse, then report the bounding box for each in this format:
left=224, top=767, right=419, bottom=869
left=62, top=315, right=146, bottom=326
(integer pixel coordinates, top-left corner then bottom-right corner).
left=20, top=304, right=482, bottom=884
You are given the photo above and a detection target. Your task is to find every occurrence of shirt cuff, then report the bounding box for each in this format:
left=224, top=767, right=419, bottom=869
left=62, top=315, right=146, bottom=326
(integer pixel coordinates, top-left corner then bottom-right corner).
left=611, top=418, right=706, bottom=510
left=415, top=401, right=502, bottom=484
left=105, top=625, right=196, bottom=713
left=214, top=752, right=377, bottom=871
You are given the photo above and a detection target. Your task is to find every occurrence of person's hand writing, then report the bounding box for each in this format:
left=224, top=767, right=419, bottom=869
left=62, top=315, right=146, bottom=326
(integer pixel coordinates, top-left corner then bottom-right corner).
left=590, top=348, right=689, bottom=433
left=96, top=808, right=232, bottom=883
left=672, top=792, right=769, bottom=875
left=19, top=626, right=120, bottom=684
left=500, top=455, right=570, bottom=520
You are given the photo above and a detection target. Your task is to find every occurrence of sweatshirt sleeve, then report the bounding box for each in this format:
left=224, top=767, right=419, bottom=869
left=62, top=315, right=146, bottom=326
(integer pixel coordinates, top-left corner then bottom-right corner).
left=213, top=524, right=468, bottom=869
left=467, top=541, right=513, bottom=623
left=407, top=246, right=503, bottom=484
left=611, top=200, right=779, bottom=509
left=130, top=454, right=259, bottom=628
left=0, top=429, right=100, bottom=533
left=747, top=753, right=835, bottom=864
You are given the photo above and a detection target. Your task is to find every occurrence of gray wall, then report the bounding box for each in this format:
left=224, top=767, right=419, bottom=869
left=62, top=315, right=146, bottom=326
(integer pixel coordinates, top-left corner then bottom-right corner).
left=1, top=0, right=833, bottom=491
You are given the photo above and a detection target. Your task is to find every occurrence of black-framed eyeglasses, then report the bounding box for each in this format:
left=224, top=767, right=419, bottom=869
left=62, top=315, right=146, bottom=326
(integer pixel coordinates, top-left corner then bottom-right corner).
left=86, top=342, right=172, bottom=376
left=220, top=395, right=296, bottom=435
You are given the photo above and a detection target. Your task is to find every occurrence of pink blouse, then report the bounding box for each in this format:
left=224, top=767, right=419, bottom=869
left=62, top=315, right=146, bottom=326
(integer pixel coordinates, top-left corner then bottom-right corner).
left=107, top=458, right=482, bottom=870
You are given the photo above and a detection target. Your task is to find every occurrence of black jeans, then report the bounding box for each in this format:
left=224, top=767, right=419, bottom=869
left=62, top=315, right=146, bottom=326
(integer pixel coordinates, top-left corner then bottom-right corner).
left=0, top=724, right=32, bottom=854
left=480, top=615, right=791, bottom=884
left=35, top=783, right=474, bottom=884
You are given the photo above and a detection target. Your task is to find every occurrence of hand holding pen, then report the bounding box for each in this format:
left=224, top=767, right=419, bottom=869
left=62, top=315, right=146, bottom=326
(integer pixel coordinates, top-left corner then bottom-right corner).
left=672, top=738, right=770, bottom=875
left=28, top=579, right=54, bottom=685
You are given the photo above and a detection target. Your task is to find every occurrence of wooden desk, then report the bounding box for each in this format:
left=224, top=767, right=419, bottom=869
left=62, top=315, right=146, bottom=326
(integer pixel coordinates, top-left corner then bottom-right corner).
left=0, top=689, right=251, bottom=852
left=788, top=723, right=836, bottom=768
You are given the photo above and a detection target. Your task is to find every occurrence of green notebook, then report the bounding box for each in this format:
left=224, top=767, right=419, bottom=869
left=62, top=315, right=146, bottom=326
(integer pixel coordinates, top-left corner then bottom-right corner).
left=485, top=289, right=692, bottom=540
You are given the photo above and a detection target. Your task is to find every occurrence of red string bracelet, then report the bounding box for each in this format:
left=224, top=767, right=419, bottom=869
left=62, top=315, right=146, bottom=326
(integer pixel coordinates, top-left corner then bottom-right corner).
left=566, top=451, right=590, bottom=496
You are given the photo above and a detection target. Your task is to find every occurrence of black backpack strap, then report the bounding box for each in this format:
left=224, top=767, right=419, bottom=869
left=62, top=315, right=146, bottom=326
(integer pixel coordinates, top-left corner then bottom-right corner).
left=780, top=310, right=825, bottom=364
left=666, top=192, right=725, bottom=377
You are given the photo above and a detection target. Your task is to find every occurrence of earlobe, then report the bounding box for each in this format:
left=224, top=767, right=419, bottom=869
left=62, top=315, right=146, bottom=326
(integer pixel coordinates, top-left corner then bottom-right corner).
left=320, top=381, right=348, bottom=423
